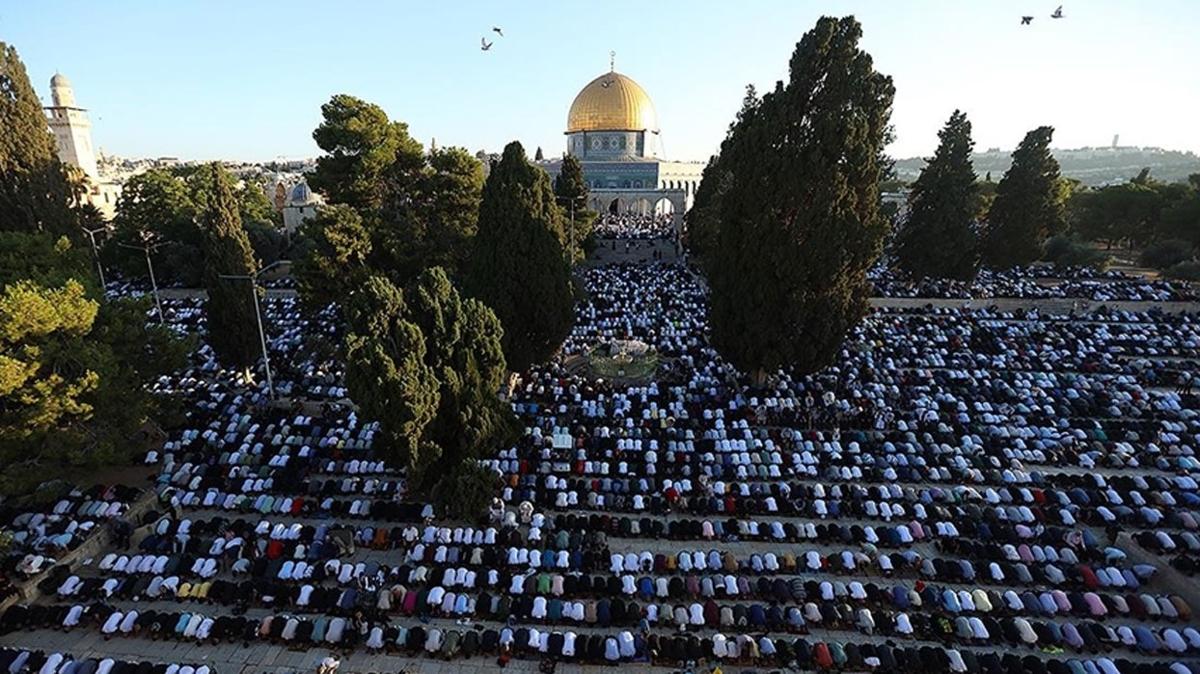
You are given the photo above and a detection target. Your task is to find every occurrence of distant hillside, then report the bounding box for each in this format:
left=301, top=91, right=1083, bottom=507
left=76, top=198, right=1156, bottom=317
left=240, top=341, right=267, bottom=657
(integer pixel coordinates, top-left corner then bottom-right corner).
left=894, top=146, right=1200, bottom=186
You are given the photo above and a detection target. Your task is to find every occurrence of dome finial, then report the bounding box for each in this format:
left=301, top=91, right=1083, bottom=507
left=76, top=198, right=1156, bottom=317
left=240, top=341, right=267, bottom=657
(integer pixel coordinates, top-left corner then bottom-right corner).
left=610, top=50, right=615, bottom=73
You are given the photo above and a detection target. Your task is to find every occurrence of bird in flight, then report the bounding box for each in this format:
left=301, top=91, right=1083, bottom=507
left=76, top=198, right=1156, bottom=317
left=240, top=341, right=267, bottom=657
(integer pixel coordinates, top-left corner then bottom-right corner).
left=492, top=26, right=504, bottom=36
left=481, top=37, right=493, bottom=51
left=600, top=79, right=614, bottom=89
left=1051, top=5, right=1064, bottom=18
left=1021, top=15, right=1033, bottom=24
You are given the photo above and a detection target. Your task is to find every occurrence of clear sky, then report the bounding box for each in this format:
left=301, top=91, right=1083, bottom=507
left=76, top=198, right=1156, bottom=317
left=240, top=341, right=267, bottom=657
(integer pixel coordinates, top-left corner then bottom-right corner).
left=4, top=1, right=1198, bottom=163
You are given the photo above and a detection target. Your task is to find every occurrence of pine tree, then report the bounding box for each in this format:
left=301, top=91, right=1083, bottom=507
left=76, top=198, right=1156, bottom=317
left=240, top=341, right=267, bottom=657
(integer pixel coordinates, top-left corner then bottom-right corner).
left=466, top=142, right=574, bottom=372
left=534, top=146, right=544, bottom=161
left=196, top=163, right=261, bottom=370
left=894, top=110, right=980, bottom=280
left=0, top=43, right=79, bottom=237
left=309, top=95, right=423, bottom=213
left=708, top=16, right=894, bottom=381
left=982, top=126, right=1065, bottom=268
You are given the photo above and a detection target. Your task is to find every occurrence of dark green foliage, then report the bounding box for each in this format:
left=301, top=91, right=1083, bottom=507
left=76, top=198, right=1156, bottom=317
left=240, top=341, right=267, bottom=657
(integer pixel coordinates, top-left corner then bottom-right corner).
left=1041, top=234, right=1110, bottom=270
left=196, top=164, right=261, bottom=370
left=245, top=220, right=286, bottom=266
left=707, top=17, right=894, bottom=379
left=686, top=154, right=732, bottom=271
left=1165, top=260, right=1200, bottom=281
left=466, top=142, right=574, bottom=372
left=1160, top=195, right=1200, bottom=247
left=1140, top=239, right=1195, bottom=270
left=689, top=86, right=759, bottom=270
left=982, top=127, right=1066, bottom=268
left=310, top=95, right=423, bottom=212
left=0, top=43, right=80, bottom=238
left=0, top=232, right=188, bottom=495
left=293, top=205, right=373, bottom=311
left=1071, top=181, right=1164, bottom=248
left=107, top=169, right=203, bottom=285
left=894, top=110, right=979, bottom=280
left=378, top=147, right=484, bottom=281
left=534, top=146, right=544, bottom=161
left=432, top=462, right=498, bottom=521
left=552, top=154, right=595, bottom=263
left=344, top=268, right=515, bottom=488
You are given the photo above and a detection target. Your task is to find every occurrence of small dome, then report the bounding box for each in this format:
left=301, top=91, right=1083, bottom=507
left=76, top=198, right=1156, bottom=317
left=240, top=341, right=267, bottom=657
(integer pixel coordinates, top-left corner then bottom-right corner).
left=567, top=71, right=658, bottom=134
left=50, top=73, right=72, bottom=88
left=286, top=180, right=322, bottom=207
left=290, top=182, right=311, bottom=203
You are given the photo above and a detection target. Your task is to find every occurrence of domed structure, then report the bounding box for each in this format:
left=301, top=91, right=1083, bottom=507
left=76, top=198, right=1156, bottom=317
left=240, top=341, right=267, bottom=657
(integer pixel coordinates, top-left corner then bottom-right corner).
left=50, top=73, right=77, bottom=108
left=567, top=72, right=658, bottom=134
left=542, top=63, right=705, bottom=238
left=564, top=69, right=662, bottom=161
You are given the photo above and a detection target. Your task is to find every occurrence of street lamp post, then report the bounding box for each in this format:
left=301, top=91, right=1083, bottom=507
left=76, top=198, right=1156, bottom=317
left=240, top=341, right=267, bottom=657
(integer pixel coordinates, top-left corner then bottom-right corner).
left=118, top=241, right=166, bottom=325
left=219, top=260, right=287, bottom=400
left=557, top=195, right=581, bottom=263
left=81, top=226, right=107, bottom=291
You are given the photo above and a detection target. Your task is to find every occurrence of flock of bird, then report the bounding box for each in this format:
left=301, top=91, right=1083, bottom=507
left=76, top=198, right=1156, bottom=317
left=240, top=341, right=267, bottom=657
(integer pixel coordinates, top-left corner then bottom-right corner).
left=481, top=8, right=1063, bottom=52
left=481, top=26, right=502, bottom=51
left=1022, top=5, right=1066, bottom=25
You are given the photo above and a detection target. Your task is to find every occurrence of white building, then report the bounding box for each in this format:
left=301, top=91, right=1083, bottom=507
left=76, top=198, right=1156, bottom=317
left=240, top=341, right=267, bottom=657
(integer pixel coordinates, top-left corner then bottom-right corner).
left=282, top=180, right=323, bottom=234
left=44, top=73, right=120, bottom=219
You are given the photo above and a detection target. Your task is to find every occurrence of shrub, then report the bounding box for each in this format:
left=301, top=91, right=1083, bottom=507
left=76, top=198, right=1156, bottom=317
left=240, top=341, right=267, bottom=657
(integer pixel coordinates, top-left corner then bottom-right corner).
left=1140, top=239, right=1194, bottom=270
left=1043, top=235, right=1111, bottom=270
left=1165, top=260, right=1200, bottom=282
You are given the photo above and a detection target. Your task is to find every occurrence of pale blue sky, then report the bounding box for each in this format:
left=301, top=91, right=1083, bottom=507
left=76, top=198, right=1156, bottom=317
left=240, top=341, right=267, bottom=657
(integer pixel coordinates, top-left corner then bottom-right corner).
left=4, top=1, right=1197, bottom=163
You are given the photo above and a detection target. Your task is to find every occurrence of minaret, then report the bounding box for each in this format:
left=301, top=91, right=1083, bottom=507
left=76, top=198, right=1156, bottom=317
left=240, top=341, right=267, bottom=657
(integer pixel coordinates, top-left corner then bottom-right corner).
left=45, top=73, right=99, bottom=180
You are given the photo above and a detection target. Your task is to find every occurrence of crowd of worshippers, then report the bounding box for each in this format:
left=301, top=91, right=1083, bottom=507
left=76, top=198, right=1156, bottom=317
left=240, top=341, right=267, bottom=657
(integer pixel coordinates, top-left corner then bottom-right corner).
left=1, top=259, right=1199, bottom=674
left=869, top=266, right=1199, bottom=302
left=0, top=486, right=140, bottom=582
left=595, top=213, right=675, bottom=240
left=0, top=646, right=214, bottom=674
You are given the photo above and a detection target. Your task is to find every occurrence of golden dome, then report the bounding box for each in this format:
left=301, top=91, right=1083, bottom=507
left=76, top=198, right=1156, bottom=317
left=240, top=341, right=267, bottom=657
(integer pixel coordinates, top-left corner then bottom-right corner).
left=567, top=72, right=659, bottom=133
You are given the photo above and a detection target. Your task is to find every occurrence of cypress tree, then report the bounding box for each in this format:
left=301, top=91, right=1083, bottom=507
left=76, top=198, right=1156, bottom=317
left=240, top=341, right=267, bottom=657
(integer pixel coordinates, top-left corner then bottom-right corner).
left=689, top=86, right=759, bottom=270
left=0, top=43, right=79, bottom=237
left=894, top=110, right=980, bottom=280
left=709, top=16, right=894, bottom=381
left=345, top=268, right=515, bottom=513
left=466, top=141, right=574, bottom=372
left=982, top=126, right=1065, bottom=268
left=553, top=154, right=594, bottom=261
left=196, top=163, right=261, bottom=370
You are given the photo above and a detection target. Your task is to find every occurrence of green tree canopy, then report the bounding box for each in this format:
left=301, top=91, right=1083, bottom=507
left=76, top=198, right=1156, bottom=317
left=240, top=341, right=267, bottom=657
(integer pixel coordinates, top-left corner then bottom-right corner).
left=707, top=16, right=894, bottom=380
left=894, top=110, right=980, bottom=280
left=309, top=95, right=423, bottom=212
left=0, top=43, right=80, bottom=238
left=689, top=86, right=760, bottom=269
left=685, top=154, right=731, bottom=271
left=981, top=126, right=1066, bottom=268
left=466, top=142, right=574, bottom=372
left=196, top=163, right=261, bottom=370
left=344, top=268, right=514, bottom=515
left=0, top=232, right=188, bottom=494
left=294, top=204, right=373, bottom=311
left=552, top=154, right=595, bottom=262
left=107, top=168, right=203, bottom=284
left=377, top=146, right=484, bottom=281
